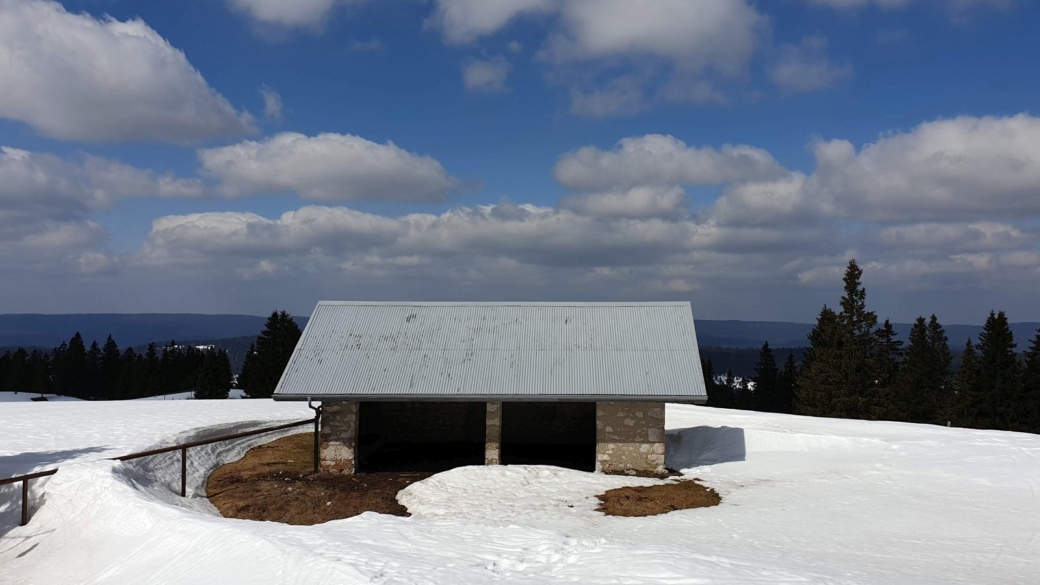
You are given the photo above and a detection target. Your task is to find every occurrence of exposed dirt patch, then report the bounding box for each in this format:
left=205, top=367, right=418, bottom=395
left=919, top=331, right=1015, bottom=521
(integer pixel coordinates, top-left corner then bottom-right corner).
left=596, top=479, right=721, bottom=517
left=207, top=433, right=432, bottom=525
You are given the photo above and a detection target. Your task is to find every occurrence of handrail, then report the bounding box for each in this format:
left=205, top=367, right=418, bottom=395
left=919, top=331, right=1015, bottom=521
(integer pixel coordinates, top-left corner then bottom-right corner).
left=3, top=416, right=319, bottom=527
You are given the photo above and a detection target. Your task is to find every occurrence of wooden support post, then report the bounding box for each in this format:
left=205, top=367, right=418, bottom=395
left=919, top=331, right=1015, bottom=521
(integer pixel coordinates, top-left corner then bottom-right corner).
left=21, top=479, right=28, bottom=526
left=180, top=447, right=187, bottom=497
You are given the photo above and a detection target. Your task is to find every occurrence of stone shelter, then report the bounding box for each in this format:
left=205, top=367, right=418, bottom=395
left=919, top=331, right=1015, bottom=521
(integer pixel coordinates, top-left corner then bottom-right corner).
left=272, top=302, right=706, bottom=475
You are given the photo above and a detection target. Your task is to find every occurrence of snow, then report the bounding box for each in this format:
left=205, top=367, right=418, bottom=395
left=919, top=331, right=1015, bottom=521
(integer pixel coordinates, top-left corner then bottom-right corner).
left=1, top=402, right=1039, bottom=584
left=0, top=392, right=82, bottom=403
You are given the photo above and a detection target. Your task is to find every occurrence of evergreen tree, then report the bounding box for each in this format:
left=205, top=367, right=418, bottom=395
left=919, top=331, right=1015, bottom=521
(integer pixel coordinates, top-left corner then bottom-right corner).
left=7, top=348, right=31, bottom=392
left=835, top=260, right=880, bottom=419
left=0, top=351, right=10, bottom=392
left=972, top=311, right=1022, bottom=431
left=777, top=351, right=798, bottom=414
left=101, top=335, right=122, bottom=400
left=702, top=357, right=727, bottom=408
left=873, top=319, right=903, bottom=419
left=1022, top=330, right=1040, bottom=433
left=240, top=311, right=302, bottom=398
left=897, top=316, right=953, bottom=424
left=57, top=333, right=88, bottom=398
left=752, top=342, right=779, bottom=412
left=949, top=338, right=978, bottom=427
left=796, top=305, right=843, bottom=417
left=195, top=350, right=232, bottom=399
left=86, top=341, right=103, bottom=399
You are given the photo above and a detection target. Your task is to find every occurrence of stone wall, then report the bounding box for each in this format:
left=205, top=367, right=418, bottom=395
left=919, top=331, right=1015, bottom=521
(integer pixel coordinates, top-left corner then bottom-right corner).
left=485, top=401, right=501, bottom=465
left=595, top=401, right=666, bottom=475
left=320, top=401, right=358, bottom=474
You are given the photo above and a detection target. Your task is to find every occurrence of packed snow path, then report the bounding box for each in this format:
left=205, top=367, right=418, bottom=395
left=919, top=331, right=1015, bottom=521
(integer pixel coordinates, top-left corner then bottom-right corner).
left=1, top=402, right=1038, bottom=584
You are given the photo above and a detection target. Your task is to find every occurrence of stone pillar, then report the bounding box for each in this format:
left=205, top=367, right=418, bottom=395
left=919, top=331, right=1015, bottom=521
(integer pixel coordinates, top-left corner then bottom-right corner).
left=485, top=401, right=502, bottom=465
left=320, top=401, right=358, bottom=474
left=595, top=401, right=666, bottom=476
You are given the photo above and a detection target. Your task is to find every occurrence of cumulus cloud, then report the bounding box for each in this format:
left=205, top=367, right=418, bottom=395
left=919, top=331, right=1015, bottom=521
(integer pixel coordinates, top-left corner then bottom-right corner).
left=559, top=186, right=690, bottom=219
left=554, top=134, right=785, bottom=192
left=430, top=0, right=558, bottom=44
left=714, top=114, right=1040, bottom=223
left=430, top=0, right=766, bottom=115
left=226, top=0, right=362, bottom=29
left=259, top=86, right=284, bottom=121
left=462, top=56, right=512, bottom=93
left=0, top=0, right=255, bottom=143
left=770, top=36, right=853, bottom=93
left=0, top=146, right=201, bottom=264
left=541, top=0, right=765, bottom=76
left=197, top=132, right=460, bottom=201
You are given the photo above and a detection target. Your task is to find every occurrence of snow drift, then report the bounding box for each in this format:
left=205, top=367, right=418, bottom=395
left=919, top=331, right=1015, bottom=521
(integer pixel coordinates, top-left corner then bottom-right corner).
left=1, top=401, right=1039, bottom=584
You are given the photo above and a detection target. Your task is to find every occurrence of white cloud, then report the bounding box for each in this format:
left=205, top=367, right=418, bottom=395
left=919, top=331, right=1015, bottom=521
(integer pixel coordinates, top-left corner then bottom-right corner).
left=430, top=0, right=766, bottom=115
left=559, top=186, right=690, bottom=219
left=554, top=134, right=785, bottom=192
left=0, top=0, right=255, bottom=143
left=197, top=132, right=460, bottom=202
left=0, top=146, right=201, bottom=265
left=226, top=0, right=361, bottom=29
left=542, top=0, right=766, bottom=76
left=259, top=86, right=284, bottom=121
left=770, top=36, right=853, bottom=93
left=877, top=222, right=1034, bottom=252
left=462, top=56, right=512, bottom=93
left=714, top=114, right=1040, bottom=223
left=429, top=0, right=558, bottom=44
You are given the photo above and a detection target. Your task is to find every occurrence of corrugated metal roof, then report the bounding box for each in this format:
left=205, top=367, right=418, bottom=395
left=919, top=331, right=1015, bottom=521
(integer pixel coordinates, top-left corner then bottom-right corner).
left=273, top=302, right=706, bottom=402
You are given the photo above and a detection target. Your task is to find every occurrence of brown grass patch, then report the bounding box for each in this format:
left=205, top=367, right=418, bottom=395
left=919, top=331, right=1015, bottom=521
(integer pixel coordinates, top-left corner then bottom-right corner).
left=207, top=433, right=432, bottom=525
left=596, top=479, right=721, bottom=517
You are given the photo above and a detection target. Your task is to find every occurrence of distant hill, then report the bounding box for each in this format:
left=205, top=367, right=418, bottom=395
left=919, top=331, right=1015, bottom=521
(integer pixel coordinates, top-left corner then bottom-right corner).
left=0, top=313, right=306, bottom=348
left=1, top=312, right=1037, bottom=357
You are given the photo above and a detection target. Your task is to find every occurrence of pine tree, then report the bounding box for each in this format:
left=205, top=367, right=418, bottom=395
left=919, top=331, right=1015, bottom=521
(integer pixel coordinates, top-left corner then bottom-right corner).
left=897, top=316, right=952, bottom=425
left=240, top=311, right=302, bottom=398
left=972, top=311, right=1022, bottom=431
left=835, top=260, right=880, bottom=419
left=195, top=350, right=232, bottom=399
left=1022, top=330, right=1040, bottom=434
left=873, top=319, right=903, bottom=420
left=796, top=305, right=843, bottom=417
left=752, top=342, right=779, bottom=412
left=57, top=333, right=88, bottom=398
left=101, top=335, right=122, bottom=400
left=949, top=338, right=978, bottom=427
left=86, top=341, right=103, bottom=399
left=702, top=357, right=726, bottom=408
left=777, top=351, right=798, bottom=414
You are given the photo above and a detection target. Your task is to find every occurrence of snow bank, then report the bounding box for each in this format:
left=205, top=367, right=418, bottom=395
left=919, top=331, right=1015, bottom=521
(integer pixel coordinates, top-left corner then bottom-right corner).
left=0, top=392, right=81, bottom=403
left=2, top=402, right=1039, bottom=584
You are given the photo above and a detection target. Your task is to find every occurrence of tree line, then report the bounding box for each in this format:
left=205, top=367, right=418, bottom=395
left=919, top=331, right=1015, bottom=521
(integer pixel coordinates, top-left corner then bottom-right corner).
left=0, top=310, right=302, bottom=401
left=0, top=334, right=233, bottom=400
left=704, top=260, right=1040, bottom=434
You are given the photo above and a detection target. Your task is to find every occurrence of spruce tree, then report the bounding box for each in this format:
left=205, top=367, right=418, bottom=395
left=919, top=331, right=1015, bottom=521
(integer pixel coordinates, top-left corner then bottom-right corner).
left=836, top=260, right=880, bottom=419
left=702, top=357, right=725, bottom=408
left=752, top=342, right=779, bottom=412
left=796, top=305, right=843, bottom=417
left=873, top=319, right=903, bottom=420
left=1022, top=330, right=1040, bottom=433
left=195, top=350, right=232, bottom=399
left=101, top=335, right=122, bottom=400
left=778, top=351, right=798, bottom=414
left=972, top=311, right=1022, bottom=431
left=58, top=333, right=88, bottom=398
left=897, top=316, right=952, bottom=425
left=949, top=338, right=978, bottom=427
left=240, top=311, right=303, bottom=398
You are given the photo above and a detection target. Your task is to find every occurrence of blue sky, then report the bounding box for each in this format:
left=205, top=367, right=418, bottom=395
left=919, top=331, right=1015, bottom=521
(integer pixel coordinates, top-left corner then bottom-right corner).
left=1, top=0, right=1038, bottom=323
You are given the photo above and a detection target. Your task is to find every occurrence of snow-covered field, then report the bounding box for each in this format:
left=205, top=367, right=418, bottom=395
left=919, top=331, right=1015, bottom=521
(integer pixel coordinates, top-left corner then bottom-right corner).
left=1, top=402, right=1038, bottom=584
left=0, top=389, right=248, bottom=402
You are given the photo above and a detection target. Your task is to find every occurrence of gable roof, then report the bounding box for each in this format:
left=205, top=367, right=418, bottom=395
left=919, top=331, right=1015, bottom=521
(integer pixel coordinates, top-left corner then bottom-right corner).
left=272, top=302, right=706, bottom=402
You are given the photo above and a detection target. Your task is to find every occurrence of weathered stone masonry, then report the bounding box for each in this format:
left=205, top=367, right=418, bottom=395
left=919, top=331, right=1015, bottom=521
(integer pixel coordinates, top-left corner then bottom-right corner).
left=485, top=401, right=502, bottom=465
left=319, top=400, right=667, bottom=475
left=595, top=401, right=666, bottom=475
left=320, top=401, right=358, bottom=474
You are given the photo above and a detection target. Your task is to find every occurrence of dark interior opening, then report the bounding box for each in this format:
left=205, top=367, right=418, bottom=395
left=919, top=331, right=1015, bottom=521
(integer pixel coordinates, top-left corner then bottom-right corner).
left=357, top=401, right=486, bottom=472
left=501, top=402, right=596, bottom=471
